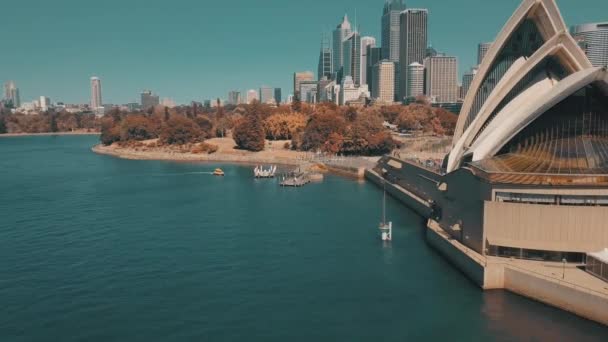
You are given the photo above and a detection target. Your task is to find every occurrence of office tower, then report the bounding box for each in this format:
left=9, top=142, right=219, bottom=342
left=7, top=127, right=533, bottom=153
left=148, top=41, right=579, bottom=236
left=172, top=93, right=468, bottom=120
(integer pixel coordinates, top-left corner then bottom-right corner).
left=372, top=60, right=395, bottom=103
left=299, top=81, right=319, bottom=104
left=332, top=15, right=353, bottom=81
left=343, top=32, right=362, bottom=86
left=360, top=36, right=377, bottom=87
left=366, top=47, right=383, bottom=94
left=246, top=89, right=259, bottom=104
left=477, top=42, right=493, bottom=65
left=318, top=35, right=333, bottom=80
left=571, top=23, right=608, bottom=67
left=90, top=77, right=102, bottom=110
left=259, top=86, right=275, bottom=104
left=293, top=71, right=314, bottom=98
left=381, top=0, right=407, bottom=62
left=39, top=96, right=51, bottom=111
left=406, top=62, right=425, bottom=99
left=141, top=90, right=160, bottom=110
left=274, top=88, right=282, bottom=104
left=461, top=67, right=478, bottom=99
left=227, top=91, right=241, bottom=105
left=399, top=9, right=428, bottom=102
left=4, top=81, right=20, bottom=108
left=423, top=55, right=458, bottom=103
left=339, top=76, right=370, bottom=106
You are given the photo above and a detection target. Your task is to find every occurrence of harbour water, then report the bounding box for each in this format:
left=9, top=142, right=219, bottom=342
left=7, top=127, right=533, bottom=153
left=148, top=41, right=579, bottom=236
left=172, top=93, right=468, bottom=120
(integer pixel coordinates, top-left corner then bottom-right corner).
left=1, top=136, right=607, bottom=341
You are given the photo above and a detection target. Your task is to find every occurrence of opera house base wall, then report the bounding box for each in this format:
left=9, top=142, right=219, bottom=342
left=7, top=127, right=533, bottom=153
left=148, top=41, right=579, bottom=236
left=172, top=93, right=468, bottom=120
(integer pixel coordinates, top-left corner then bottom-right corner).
left=504, top=267, right=608, bottom=326
left=426, top=219, right=608, bottom=326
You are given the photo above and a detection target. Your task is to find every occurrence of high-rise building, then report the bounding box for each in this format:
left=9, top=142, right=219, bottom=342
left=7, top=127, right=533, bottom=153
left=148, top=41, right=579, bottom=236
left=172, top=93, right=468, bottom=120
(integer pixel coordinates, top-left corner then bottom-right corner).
left=4, top=81, right=20, bottom=108
left=406, top=62, right=425, bottom=99
left=571, top=23, right=608, bottom=67
left=399, top=9, right=428, bottom=102
left=274, top=88, right=282, bottom=104
left=366, top=47, right=383, bottom=95
left=300, top=81, right=319, bottom=103
left=90, top=77, right=102, bottom=110
left=477, top=42, right=493, bottom=65
left=318, top=35, right=333, bottom=80
left=39, top=96, right=51, bottom=111
left=372, top=60, right=395, bottom=104
left=381, top=0, right=407, bottom=62
left=339, top=76, right=370, bottom=106
left=343, top=32, right=362, bottom=86
left=141, top=90, right=160, bottom=110
left=461, top=67, right=478, bottom=100
left=246, top=89, right=259, bottom=104
left=259, top=86, right=275, bottom=104
left=423, top=55, right=458, bottom=103
left=360, top=36, right=377, bottom=87
left=227, top=91, right=241, bottom=105
left=332, top=15, right=353, bottom=81
left=293, top=71, right=314, bottom=99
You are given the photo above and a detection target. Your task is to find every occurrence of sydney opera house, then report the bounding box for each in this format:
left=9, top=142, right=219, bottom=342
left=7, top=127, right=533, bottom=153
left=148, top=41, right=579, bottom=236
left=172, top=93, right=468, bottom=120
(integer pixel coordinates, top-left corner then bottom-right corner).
left=369, top=0, right=608, bottom=321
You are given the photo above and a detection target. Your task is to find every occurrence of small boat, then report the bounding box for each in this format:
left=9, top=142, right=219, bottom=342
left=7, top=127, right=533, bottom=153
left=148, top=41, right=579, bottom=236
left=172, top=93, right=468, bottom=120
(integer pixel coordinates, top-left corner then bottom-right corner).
left=254, top=165, right=277, bottom=178
left=213, top=168, right=225, bottom=176
left=379, top=181, right=392, bottom=241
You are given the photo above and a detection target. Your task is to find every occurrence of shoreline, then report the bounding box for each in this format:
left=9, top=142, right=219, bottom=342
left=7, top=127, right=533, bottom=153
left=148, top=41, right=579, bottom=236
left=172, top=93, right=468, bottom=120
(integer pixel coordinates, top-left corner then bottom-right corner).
left=0, top=132, right=100, bottom=138
left=92, top=144, right=306, bottom=167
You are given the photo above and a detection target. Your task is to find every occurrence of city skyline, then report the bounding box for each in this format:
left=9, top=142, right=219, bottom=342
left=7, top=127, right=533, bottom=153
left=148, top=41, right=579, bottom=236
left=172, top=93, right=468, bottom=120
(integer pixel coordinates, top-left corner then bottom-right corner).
left=1, top=0, right=607, bottom=105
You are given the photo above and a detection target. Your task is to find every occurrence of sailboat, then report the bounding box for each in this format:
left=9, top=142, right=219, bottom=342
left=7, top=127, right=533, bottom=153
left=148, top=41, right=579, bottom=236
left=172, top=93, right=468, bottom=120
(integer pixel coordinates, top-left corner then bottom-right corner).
left=379, top=181, right=392, bottom=241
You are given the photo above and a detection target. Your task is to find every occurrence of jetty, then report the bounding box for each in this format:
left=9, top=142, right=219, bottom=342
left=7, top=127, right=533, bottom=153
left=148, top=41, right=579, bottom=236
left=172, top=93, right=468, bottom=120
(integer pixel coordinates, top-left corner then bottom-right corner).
left=280, top=173, right=310, bottom=187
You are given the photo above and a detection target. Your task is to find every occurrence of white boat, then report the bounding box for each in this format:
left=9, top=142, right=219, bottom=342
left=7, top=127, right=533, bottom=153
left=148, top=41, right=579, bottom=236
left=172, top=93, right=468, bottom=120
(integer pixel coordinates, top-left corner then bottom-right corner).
left=254, top=165, right=277, bottom=178
left=379, top=181, right=392, bottom=241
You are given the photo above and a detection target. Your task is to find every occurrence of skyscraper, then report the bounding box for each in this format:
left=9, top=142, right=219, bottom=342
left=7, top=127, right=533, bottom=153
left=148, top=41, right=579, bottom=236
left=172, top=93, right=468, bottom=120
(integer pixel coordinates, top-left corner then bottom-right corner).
left=4, top=81, right=20, bottom=108
left=461, top=67, right=478, bottom=100
left=423, top=55, right=458, bottom=103
left=343, top=32, right=362, bottom=86
left=366, top=46, right=383, bottom=94
left=293, top=71, right=314, bottom=98
left=399, top=9, right=428, bottom=102
left=572, top=23, right=608, bottom=67
left=90, top=77, right=102, bottom=109
left=259, top=86, right=275, bottom=104
left=227, top=91, right=241, bottom=105
left=141, top=90, right=160, bottom=110
left=332, top=15, right=352, bottom=81
left=247, top=89, right=259, bottom=104
left=406, top=62, right=425, bottom=99
left=299, top=81, right=319, bottom=103
left=360, top=36, right=377, bottom=87
left=274, top=88, right=282, bottom=104
left=381, top=0, right=407, bottom=62
left=39, top=96, right=51, bottom=111
left=318, top=35, right=333, bottom=80
left=372, top=60, right=395, bottom=104
left=477, top=42, right=493, bottom=65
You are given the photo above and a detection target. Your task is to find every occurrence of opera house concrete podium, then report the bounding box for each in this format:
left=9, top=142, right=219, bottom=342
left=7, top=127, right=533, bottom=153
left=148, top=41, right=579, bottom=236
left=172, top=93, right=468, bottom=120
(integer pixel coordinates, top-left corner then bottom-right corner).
left=368, top=0, right=608, bottom=324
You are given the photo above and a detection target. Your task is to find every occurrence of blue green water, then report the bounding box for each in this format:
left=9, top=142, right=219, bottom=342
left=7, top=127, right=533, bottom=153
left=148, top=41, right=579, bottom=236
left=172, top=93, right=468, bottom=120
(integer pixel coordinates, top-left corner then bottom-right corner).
left=1, top=136, right=607, bottom=341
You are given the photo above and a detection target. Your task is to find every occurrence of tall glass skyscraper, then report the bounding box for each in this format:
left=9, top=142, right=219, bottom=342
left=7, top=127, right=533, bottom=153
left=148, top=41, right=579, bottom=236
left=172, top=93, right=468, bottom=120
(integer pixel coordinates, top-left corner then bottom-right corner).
left=381, top=0, right=407, bottom=62
left=318, top=35, right=333, bottom=81
left=3, top=81, right=20, bottom=108
left=366, top=47, right=383, bottom=94
left=332, top=15, right=352, bottom=82
left=360, top=36, right=377, bottom=87
left=572, top=23, right=608, bottom=67
left=342, top=32, right=362, bottom=86
left=399, top=9, right=428, bottom=102
left=90, top=77, right=102, bottom=109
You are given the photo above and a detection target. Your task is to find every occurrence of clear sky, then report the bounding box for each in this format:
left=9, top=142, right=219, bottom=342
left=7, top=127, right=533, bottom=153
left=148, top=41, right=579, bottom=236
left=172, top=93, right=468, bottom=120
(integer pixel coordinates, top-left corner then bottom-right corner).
left=1, top=0, right=607, bottom=105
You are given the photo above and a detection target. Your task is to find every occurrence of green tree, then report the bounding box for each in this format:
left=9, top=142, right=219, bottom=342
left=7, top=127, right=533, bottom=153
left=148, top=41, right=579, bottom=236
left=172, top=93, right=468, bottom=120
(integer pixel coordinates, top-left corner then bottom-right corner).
left=160, top=115, right=202, bottom=145
left=291, top=95, right=302, bottom=112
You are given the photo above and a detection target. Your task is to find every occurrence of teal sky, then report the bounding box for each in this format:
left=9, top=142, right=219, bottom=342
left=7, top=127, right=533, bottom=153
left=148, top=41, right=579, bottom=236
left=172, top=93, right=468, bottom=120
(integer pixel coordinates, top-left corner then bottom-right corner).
left=2, top=0, right=607, bottom=105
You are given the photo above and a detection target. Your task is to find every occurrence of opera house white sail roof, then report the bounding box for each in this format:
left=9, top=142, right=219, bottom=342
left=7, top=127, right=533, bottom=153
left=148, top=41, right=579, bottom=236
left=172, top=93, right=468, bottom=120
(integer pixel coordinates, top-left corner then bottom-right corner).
left=446, top=0, right=608, bottom=177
